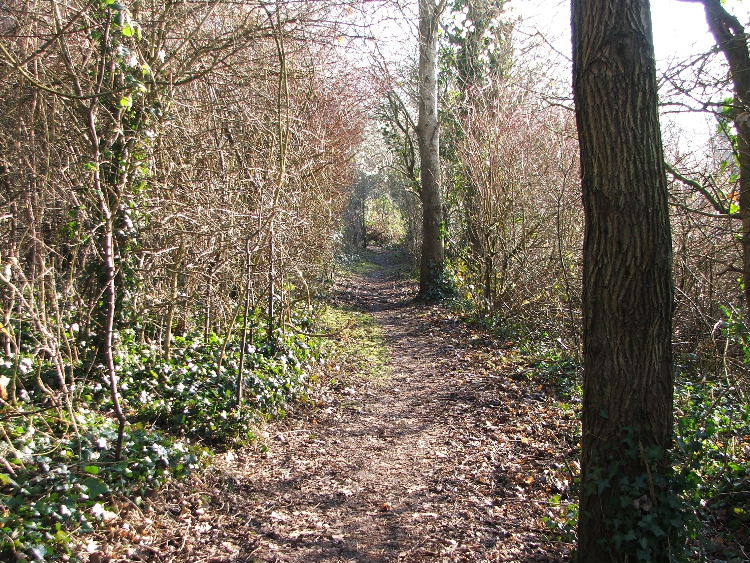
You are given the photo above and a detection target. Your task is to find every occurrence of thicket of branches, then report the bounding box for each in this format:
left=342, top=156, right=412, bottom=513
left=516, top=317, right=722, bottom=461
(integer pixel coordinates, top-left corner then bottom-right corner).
left=1, top=0, right=365, bottom=377
left=363, top=0, right=749, bottom=369
left=0, top=2, right=373, bottom=556
left=0, top=0, right=369, bottom=462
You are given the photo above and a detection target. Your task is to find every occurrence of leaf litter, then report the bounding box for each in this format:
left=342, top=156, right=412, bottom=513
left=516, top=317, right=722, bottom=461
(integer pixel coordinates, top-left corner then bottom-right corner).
left=78, top=250, right=577, bottom=562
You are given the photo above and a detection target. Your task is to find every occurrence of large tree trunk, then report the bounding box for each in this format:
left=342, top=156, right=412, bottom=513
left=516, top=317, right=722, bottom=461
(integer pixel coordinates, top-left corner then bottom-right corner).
left=572, top=1, right=675, bottom=562
left=417, top=0, right=446, bottom=300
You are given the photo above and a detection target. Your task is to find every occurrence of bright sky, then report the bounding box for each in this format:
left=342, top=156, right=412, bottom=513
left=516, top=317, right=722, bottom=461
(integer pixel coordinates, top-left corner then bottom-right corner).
left=358, top=0, right=750, bottom=151
left=509, top=0, right=740, bottom=58
left=509, top=0, right=750, bottom=152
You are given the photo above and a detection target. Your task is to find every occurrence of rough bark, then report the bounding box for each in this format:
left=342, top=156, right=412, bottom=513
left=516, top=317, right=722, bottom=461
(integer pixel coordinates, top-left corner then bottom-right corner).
left=572, top=1, right=675, bottom=561
left=417, top=0, right=447, bottom=300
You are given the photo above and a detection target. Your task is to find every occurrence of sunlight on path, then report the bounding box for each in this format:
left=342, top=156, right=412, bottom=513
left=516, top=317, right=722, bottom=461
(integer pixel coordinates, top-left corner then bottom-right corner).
left=110, top=250, right=576, bottom=563
left=226, top=250, right=574, bottom=563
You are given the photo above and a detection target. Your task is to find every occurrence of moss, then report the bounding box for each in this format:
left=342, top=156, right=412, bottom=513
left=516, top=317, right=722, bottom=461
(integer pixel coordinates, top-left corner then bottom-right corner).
left=318, top=306, right=390, bottom=385
left=338, top=249, right=380, bottom=275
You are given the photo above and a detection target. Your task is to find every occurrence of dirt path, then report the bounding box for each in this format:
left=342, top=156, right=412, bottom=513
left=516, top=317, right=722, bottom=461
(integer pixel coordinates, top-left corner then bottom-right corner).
left=102, top=251, right=575, bottom=563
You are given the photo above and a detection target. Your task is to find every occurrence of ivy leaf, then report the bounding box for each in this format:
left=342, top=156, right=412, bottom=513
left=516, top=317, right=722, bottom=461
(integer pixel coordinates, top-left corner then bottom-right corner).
left=84, top=465, right=101, bottom=475
left=81, top=476, right=109, bottom=499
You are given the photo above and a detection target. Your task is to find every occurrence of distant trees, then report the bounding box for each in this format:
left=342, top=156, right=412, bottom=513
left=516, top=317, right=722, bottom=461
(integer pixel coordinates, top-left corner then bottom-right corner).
left=572, top=1, right=677, bottom=561
left=370, top=0, right=583, bottom=324
left=678, top=0, right=750, bottom=321
left=656, top=0, right=750, bottom=366
left=375, top=77, right=423, bottom=261
left=412, top=0, right=522, bottom=301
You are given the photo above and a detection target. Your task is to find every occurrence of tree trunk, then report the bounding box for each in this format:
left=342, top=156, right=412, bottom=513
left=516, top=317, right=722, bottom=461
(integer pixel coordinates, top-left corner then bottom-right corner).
left=417, top=0, right=447, bottom=300
left=681, top=0, right=750, bottom=321
left=361, top=197, right=367, bottom=249
left=99, top=209, right=126, bottom=461
left=237, top=238, right=254, bottom=406
left=164, top=241, right=184, bottom=362
left=572, top=1, right=676, bottom=561
left=267, top=228, right=276, bottom=350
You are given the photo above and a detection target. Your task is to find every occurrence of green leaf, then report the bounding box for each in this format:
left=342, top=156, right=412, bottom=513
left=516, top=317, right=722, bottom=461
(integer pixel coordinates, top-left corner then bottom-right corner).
left=119, top=96, right=133, bottom=109
left=81, top=476, right=109, bottom=499
left=84, top=465, right=101, bottom=475
left=121, top=24, right=135, bottom=37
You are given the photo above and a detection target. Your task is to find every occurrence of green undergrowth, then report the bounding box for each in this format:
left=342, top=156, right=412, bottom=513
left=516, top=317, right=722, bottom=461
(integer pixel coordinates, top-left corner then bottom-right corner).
left=103, top=328, right=320, bottom=447
left=0, top=409, right=208, bottom=562
left=1, top=312, right=325, bottom=561
left=337, top=246, right=414, bottom=280
left=337, top=250, right=381, bottom=276
left=446, top=289, right=750, bottom=558
left=672, top=377, right=750, bottom=562
left=531, top=316, right=750, bottom=561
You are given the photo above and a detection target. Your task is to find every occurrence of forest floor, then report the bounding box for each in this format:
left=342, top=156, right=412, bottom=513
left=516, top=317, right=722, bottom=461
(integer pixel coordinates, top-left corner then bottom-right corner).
left=93, top=249, right=579, bottom=563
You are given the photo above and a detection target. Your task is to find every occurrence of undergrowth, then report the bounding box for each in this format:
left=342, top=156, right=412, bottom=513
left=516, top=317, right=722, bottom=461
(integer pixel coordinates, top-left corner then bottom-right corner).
left=337, top=250, right=381, bottom=276
left=445, top=276, right=750, bottom=560
left=103, top=328, right=319, bottom=447
left=529, top=310, right=750, bottom=562
left=1, top=411, right=207, bottom=562
left=0, top=310, right=326, bottom=561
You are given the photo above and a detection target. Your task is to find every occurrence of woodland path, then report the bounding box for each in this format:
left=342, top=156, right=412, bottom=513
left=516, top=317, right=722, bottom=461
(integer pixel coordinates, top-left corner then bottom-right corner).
left=101, top=250, right=575, bottom=563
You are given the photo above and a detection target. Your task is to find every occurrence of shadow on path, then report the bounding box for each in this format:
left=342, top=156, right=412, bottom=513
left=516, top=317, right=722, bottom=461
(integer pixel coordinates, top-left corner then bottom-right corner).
left=111, top=249, right=574, bottom=563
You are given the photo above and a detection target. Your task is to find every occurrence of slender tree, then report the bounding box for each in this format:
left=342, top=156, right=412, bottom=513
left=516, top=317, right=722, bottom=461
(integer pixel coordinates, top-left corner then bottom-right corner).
left=572, top=1, right=677, bottom=561
left=417, top=0, right=448, bottom=299
left=678, top=0, right=750, bottom=321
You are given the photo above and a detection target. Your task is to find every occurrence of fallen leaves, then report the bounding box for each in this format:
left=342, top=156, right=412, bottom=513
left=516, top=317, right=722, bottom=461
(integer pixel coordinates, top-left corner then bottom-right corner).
left=87, top=258, right=576, bottom=563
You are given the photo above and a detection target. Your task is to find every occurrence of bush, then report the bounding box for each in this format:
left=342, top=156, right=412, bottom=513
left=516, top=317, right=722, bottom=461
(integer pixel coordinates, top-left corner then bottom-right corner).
left=0, top=410, right=208, bottom=562
left=0, top=308, right=325, bottom=561
left=96, top=329, right=322, bottom=447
